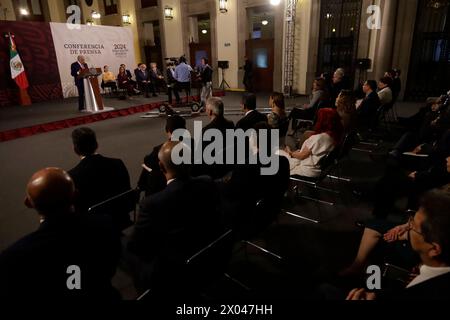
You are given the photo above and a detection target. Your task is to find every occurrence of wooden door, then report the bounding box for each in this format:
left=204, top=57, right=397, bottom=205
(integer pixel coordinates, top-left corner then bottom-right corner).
left=245, top=39, right=274, bottom=92
left=189, top=43, right=212, bottom=69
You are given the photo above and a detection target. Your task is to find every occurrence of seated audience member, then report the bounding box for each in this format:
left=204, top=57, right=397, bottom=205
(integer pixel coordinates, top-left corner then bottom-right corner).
left=336, top=90, right=357, bottom=133
left=120, top=63, right=135, bottom=83
left=135, top=63, right=157, bottom=98
left=281, top=108, right=343, bottom=178
left=357, top=80, right=381, bottom=131
left=203, top=97, right=235, bottom=133
left=378, top=76, right=393, bottom=106
left=102, top=65, right=117, bottom=92
left=347, top=188, right=450, bottom=300
left=149, top=62, right=165, bottom=95
left=236, top=93, right=268, bottom=131
left=372, top=130, right=450, bottom=219
left=267, top=92, right=289, bottom=138
left=68, top=128, right=132, bottom=231
left=138, top=115, right=187, bottom=195
left=194, top=97, right=235, bottom=180
left=118, top=66, right=138, bottom=97
left=288, top=78, right=330, bottom=124
left=330, top=68, right=351, bottom=103
left=0, top=168, right=121, bottom=300
left=128, top=141, right=223, bottom=292
left=218, top=121, right=290, bottom=233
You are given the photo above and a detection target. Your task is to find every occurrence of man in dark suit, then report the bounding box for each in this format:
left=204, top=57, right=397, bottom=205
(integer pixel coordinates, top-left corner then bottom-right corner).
left=195, top=97, right=235, bottom=179
left=138, top=115, right=187, bottom=196
left=0, top=168, right=121, bottom=300
left=135, top=63, right=156, bottom=98
left=70, top=55, right=88, bottom=111
left=357, top=80, right=381, bottom=131
left=68, top=127, right=132, bottom=231
left=236, top=93, right=268, bottom=131
left=347, top=188, right=450, bottom=300
left=128, top=141, right=223, bottom=292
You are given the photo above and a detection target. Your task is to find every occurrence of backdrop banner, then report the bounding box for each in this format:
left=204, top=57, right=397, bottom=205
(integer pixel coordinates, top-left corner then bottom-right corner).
left=50, top=23, right=136, bottom=98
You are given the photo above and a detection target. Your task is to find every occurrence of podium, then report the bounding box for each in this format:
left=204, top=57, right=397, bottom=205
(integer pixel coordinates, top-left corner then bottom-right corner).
left=78, top=68, right=111, bottom=113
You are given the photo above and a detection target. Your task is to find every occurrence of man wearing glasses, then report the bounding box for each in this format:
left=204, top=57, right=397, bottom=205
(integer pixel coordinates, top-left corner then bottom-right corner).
left=347, top=187, right=450, bottom=300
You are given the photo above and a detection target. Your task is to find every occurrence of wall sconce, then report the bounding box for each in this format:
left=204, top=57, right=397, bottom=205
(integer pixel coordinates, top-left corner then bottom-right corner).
left=164, top=6, right=174, bottom=20
left=219, top=0, right=228, bottom=13
left=122, top=14, right=131, bottom=25
left=19, top=8, right=30, bottom=16
left=91, top=11, right=101, bottom=19
left=86, top=19, right=94, bottom=26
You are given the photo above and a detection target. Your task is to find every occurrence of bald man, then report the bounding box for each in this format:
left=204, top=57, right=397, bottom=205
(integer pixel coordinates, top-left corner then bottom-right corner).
left=71, top=55, right=88, bottom=111
left=128, top=141, right=223, bottom=292
left=0, top=168, right=121, bottom=300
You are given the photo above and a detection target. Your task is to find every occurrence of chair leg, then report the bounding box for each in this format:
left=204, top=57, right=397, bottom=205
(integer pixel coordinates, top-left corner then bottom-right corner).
left=244, top=240, right=283, bottom=260
left=223, top=273, right=251, bottom=291
left=284, top=210, right=320, bottom=224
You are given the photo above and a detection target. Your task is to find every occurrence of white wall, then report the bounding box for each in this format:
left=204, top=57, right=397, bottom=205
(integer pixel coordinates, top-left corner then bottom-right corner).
left=161, top=0, right=184, bottom=58
left=215, top=0, right=239, bottom=89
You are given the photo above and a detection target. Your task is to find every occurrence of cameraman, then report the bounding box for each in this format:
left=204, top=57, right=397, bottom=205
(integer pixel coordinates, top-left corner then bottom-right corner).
left=174, top=56, right=193, bottom=104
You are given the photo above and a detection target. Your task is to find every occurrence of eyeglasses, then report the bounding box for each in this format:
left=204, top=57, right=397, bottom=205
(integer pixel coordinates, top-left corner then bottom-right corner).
left=407, top=216, right=425, bottom=238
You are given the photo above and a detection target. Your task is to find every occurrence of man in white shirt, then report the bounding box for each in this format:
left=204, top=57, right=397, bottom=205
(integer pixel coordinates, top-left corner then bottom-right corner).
left=377, top=76, right=393, bottom=106
left=347, top=187, right=450, bottom=300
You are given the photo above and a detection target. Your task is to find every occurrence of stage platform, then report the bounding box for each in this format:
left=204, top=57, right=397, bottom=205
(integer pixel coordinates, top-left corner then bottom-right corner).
left=0, top=92, right=223, bottom=142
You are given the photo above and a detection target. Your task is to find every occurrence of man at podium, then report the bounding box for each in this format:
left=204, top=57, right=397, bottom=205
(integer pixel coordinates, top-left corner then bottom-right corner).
left=71, top=55, right=89, bottom=111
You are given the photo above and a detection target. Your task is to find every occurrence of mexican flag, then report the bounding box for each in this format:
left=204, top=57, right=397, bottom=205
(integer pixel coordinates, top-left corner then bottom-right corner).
left=9, top=34, right=29, bottom=90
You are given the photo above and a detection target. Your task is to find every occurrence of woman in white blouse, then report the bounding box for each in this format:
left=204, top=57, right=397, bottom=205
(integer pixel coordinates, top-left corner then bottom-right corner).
left=280, top=108, right=343, bottom=178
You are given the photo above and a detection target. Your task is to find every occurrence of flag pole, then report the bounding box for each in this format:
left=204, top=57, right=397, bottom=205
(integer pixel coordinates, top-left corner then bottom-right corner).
left=6, top=32, right=32, bottom=106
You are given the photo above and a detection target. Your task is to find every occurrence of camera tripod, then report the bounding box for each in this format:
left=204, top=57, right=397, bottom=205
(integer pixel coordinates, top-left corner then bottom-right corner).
left=219, top=67, right=230, bottom=91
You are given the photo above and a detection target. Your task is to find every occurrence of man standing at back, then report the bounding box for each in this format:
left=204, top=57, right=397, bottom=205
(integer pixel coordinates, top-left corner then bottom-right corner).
left=68, top=127, right=132, bottom=231
left=70, top=55, right=88, bottom=112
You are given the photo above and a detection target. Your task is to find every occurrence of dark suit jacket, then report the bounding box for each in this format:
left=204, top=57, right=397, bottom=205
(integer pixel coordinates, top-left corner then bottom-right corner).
left=358, top=91, right=381, bottom=129
left=135, top=69, right=150, bottom=83
left=137, top=144, right=167, bottom=196
left=194, top=117, right=236, bottom=179
left=129, top=176, right=222, bottom=264
left=71, top=62, right=89, bottom=86
left=235, top=110, right=268, bottom=131
left=0, top=214, right=121, bottom=300
left=381, top=272, right=450, bottom=300
left=69, top=154, right=131, bottom=230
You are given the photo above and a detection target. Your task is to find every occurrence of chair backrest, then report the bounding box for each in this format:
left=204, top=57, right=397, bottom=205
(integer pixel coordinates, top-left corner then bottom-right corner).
left=88, top=189, right=139, bottom=217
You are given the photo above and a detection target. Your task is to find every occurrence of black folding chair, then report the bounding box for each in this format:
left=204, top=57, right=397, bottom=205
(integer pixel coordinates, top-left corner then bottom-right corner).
left=88, top=189, right=140, bottom=230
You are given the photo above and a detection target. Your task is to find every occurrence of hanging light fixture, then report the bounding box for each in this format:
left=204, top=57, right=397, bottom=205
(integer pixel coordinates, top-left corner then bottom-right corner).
left=219, top=0, right=228, bottom=13
left=122, top=14, right=131, bottom=25
left=261, top=19, right=269, bottom=26
left=164, top=6, right=174, bottom=20
left=202, top=29, right=208, bottom=34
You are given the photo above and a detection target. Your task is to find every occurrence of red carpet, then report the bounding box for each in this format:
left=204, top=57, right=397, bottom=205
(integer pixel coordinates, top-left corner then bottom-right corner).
left=0, top=92, right=225, bottom=143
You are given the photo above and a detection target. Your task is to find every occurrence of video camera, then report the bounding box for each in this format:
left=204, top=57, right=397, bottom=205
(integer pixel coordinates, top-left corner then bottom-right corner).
left=165, top=57, right=179, bottom=67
